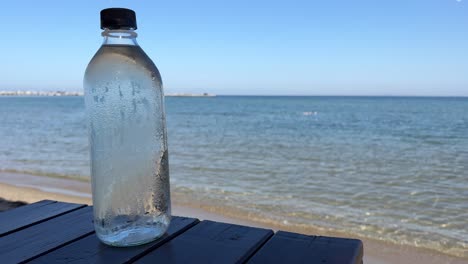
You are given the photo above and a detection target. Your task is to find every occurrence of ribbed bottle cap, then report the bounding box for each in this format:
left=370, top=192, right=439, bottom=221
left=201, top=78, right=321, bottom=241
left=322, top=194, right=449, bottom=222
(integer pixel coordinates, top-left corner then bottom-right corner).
left=100, top=8, right=137, bottom=30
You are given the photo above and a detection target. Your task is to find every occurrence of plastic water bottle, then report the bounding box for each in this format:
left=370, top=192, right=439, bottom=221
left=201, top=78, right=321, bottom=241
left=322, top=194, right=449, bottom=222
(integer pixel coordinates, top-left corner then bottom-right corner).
left=83, top=8, right=171, bottom=246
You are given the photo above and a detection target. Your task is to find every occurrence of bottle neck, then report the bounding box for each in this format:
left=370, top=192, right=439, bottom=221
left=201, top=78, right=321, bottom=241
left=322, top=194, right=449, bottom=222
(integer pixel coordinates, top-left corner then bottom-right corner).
left=101, top=29, right=138, bottom=46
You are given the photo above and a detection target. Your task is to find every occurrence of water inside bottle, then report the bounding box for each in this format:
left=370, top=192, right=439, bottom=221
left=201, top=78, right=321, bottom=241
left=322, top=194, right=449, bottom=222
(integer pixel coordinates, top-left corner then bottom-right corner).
left=85, top=45, right=170, bottom=246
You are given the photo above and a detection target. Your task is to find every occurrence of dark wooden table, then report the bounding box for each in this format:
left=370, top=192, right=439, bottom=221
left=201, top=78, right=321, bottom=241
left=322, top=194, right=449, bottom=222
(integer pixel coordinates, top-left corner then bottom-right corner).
left=0, top=200, right=363, bottom=264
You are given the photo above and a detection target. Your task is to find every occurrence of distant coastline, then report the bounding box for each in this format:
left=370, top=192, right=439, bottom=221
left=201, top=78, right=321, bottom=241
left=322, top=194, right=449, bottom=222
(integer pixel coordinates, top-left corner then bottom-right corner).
left=0, top=91, right=216, bottom=97
left=0, top=91, right=83, bottom=96
left=1, top=91, right=465, bottom=98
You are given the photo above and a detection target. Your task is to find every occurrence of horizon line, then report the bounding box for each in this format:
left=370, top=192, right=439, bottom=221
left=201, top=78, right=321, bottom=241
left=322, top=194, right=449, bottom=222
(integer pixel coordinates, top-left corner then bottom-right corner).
left=1, top=94, right=468, bottom=98
left=1, top=90, right=468, bottom=98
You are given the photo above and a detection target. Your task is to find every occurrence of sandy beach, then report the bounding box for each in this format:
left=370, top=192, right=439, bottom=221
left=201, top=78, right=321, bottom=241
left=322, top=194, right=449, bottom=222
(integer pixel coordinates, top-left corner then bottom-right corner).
left=0, top=172, right=466, bottom=264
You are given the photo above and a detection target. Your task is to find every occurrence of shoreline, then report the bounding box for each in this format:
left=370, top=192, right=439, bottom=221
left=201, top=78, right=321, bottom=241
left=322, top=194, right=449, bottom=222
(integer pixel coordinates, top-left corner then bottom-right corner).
left=0, top=172, right=466, bottom=264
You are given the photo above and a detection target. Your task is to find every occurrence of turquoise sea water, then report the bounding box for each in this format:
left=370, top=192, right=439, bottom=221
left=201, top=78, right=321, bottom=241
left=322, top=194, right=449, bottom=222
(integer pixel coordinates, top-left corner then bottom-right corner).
left=0, top=96, right=467, bottom=258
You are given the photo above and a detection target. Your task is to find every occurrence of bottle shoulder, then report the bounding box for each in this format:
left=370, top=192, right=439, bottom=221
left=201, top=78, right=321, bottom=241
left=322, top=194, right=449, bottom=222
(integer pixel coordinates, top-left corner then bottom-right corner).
left=85, top=45, right=162, bottom=84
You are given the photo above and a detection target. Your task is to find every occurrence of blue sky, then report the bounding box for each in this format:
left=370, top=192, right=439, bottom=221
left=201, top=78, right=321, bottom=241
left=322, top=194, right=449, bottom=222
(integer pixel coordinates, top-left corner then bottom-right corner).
left=1, top=0, right=467, bottom=96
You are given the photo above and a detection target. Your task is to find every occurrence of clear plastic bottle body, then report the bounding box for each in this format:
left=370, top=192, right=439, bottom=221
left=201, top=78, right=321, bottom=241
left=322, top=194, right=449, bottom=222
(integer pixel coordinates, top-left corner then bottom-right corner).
left=84, top=30, right=171, bottom=246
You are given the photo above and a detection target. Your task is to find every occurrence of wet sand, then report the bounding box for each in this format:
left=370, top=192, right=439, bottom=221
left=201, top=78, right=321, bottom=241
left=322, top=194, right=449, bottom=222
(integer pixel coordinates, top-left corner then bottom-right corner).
left=0, top=172, right=466, bottom=264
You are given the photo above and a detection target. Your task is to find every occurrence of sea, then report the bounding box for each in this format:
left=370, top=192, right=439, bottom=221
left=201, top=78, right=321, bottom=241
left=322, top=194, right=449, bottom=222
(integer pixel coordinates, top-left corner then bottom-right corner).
left=0, top=96, right=467, bottom=258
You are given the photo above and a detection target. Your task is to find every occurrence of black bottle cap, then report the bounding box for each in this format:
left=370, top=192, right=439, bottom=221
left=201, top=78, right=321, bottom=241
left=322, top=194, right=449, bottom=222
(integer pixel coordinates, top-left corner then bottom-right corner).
left=100, top=8, right=137, bottom=30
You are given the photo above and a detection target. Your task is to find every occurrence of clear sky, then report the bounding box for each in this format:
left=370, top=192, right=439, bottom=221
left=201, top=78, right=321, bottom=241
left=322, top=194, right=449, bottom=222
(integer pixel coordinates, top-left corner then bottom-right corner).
left=1, top=0, right=467, bottom=96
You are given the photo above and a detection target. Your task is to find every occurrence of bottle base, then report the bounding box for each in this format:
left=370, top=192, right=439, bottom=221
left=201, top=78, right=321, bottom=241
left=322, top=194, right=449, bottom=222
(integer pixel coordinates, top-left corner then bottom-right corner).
left=95, top=215, right=171, bottom=247
left=98, top=225, right=166, bottom=247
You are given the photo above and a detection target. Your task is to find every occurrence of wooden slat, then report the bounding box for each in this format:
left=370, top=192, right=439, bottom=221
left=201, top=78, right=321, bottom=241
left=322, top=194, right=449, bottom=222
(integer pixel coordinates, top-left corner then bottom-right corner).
left=0, top=200, right=86, bottom=237
left=30, top=216, right=199, bottom=264
left=247, top=231, right=363, bottom=264
left=0, top=206, right=94, bottom=264
left=135, top=220, right=274, bottom=264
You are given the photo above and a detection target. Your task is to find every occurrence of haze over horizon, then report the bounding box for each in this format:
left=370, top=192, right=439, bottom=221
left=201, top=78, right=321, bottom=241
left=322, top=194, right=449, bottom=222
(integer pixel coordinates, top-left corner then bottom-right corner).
left=1, top=0, right=467, bottom=96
